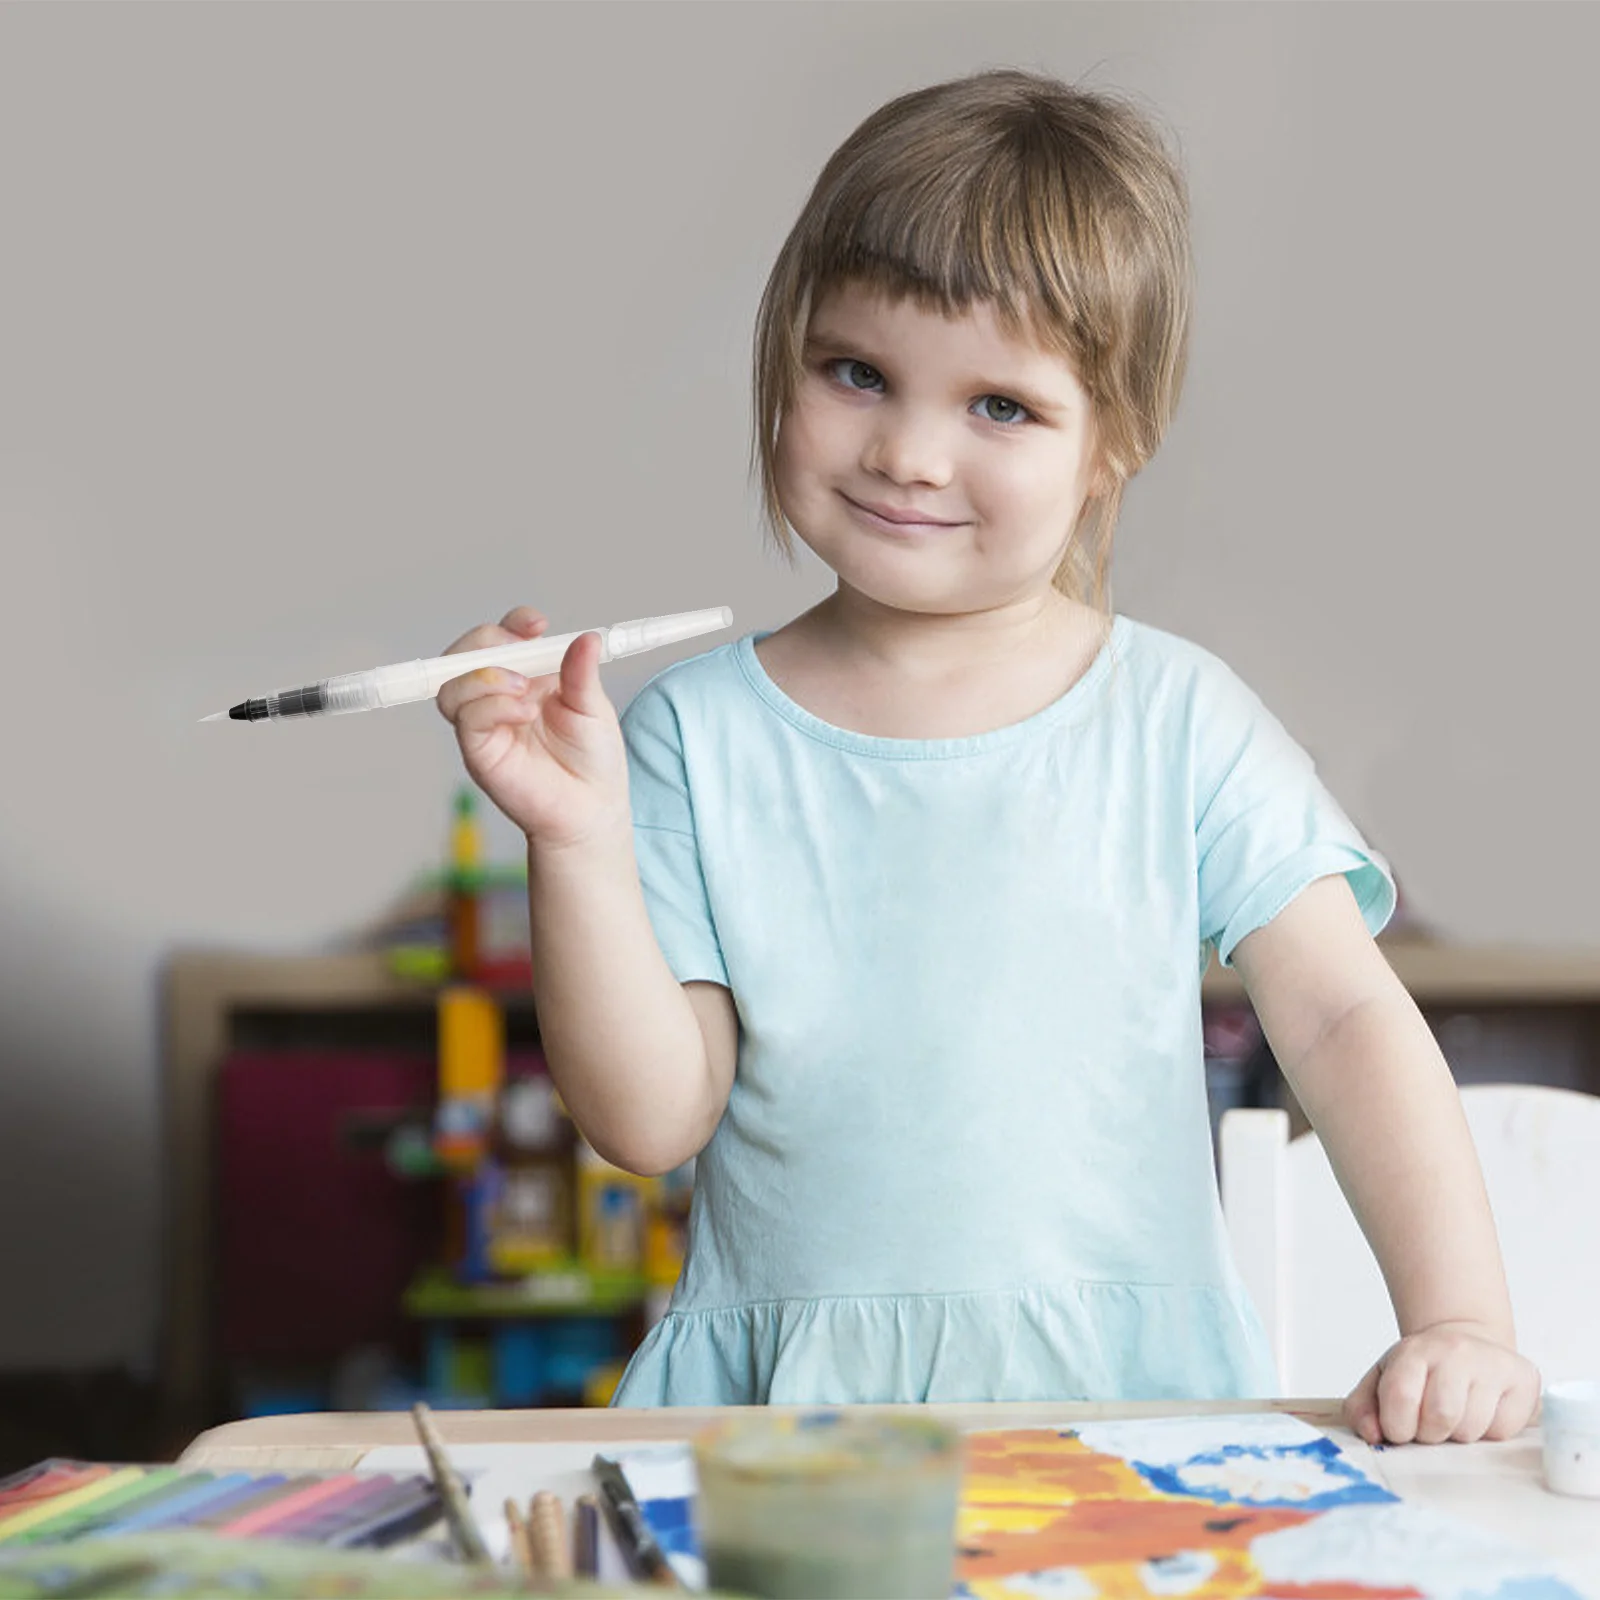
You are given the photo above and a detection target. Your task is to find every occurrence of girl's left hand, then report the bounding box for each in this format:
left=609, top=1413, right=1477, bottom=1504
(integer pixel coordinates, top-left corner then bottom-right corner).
left=1343, top=1320, right=1541, bottom=1445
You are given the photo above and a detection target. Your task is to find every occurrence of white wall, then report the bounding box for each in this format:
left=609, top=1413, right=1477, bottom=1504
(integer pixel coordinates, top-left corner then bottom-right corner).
left=1, top=3, right=1596, bottom=1370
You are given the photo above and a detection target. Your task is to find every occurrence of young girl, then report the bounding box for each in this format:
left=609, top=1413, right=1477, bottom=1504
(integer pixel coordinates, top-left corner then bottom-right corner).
left=438, top=68, right=1539, bottom=1446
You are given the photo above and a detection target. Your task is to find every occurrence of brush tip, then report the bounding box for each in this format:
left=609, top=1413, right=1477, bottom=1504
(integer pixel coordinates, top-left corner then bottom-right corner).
left=199, top=711, right=226, bottom=722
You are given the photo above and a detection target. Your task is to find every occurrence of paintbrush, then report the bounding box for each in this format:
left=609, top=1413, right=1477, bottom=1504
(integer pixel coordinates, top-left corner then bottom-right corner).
left=528, top=1490, right=573, bottom=1582
left=505, top=1495, right=533, bottom=1576
left=592, top=1454, right=681, bottom=1587
left=410, top=1401, right=492, bottom=1565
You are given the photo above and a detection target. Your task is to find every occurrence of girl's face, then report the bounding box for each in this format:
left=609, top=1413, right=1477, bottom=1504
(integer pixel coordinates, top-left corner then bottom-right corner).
left=774, top=281, right=1106, bottom=618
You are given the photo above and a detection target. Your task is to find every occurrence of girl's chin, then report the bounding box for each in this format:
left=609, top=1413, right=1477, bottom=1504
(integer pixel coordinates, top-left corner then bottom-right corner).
left=829, top=567, right=985, bottom=618
left=793, top=528, right=1000, bottom=613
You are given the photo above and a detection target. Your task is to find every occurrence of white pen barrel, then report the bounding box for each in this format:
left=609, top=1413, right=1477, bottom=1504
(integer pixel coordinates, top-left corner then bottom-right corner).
left=307, top=672, right=382, bottom=715
left=368, top=660, right=438, bottom=709
left=418, top=628, right=592, bottom=699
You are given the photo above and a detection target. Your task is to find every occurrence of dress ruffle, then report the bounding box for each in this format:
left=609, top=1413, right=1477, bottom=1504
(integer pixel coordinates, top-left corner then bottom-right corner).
left=611, top=1281, right=1279, bottom=1407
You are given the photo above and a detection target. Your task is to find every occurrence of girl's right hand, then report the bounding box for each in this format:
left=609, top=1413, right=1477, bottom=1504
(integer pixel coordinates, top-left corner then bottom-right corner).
left=435, top=606, right=633, bottom=852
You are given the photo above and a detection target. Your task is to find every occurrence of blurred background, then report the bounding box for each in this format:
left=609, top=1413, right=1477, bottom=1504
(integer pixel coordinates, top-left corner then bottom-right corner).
left=2, top=1, right=1598, bottom=1466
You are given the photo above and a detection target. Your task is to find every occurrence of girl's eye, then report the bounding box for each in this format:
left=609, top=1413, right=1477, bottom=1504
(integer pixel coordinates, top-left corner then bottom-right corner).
left=824, top=359, right=1031, bottom=427
left=828, top=358, right=883, bottom=392
left=975, top=395, right=1029, bottom=426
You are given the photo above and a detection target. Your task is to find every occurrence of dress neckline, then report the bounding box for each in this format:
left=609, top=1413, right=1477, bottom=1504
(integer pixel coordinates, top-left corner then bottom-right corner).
left=731, top=614, right=1127, bottom=759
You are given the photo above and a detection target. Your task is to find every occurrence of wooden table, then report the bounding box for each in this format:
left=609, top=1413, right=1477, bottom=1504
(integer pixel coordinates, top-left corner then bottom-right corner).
left=181, top=1399, right=1600, bottom=1593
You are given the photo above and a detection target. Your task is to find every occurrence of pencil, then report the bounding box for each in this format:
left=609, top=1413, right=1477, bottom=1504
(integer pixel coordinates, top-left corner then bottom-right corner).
left=573, top=1493, right=599, bottom=1580
left=410, top=1401, right=492, bottom=1565
left=591, top=1454, right=680, bottom=1587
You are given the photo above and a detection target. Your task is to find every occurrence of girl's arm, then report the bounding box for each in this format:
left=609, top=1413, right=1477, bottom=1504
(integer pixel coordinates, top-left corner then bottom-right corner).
left=529, top=827, right=739, bottom=1176
left=436, top=610, right=738, bottom=1177
left=1229, top=874, right=1541, bottom=1445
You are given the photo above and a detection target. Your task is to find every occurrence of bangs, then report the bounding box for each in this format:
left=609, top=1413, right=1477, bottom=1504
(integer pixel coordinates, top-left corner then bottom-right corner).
left=796, top=144, right=1101, bottom=363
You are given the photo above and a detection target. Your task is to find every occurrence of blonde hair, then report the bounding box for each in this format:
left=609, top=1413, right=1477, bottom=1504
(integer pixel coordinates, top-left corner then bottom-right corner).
left=750, top=67, right=1192, bottom=610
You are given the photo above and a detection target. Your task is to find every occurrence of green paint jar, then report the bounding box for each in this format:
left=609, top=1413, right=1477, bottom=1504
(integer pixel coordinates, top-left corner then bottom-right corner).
left=692, top=1411, right=964, bottom=1598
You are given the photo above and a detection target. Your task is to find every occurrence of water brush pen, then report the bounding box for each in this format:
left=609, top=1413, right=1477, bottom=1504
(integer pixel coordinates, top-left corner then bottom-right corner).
left=200, top=606, right=732, bottom=723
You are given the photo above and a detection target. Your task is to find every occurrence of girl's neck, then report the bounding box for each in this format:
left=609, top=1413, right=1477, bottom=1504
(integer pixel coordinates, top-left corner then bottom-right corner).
left=754, top=587, right=1112, bottom=740
left=814, top=586, right=1084, bottom=677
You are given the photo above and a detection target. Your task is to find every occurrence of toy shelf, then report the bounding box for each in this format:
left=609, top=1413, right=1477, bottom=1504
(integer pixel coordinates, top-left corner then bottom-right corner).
left=161, top=950, right=533, bottom=1428
left=402, top=1264, right=651, bottom=1320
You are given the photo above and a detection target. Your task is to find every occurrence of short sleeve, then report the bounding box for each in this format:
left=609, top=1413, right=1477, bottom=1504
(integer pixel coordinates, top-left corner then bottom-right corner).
left=620, top=677, right=730, bottom=987
left=1194, top=664, right=1395, bottom=967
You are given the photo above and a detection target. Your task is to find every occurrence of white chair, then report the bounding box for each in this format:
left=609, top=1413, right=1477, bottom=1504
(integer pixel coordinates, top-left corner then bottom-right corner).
left=1220, top=1083, right=1600, bottom=1396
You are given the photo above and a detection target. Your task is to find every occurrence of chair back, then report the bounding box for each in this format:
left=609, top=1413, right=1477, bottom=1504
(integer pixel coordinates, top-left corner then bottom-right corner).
left=1221, top=1084, right=1600, bottom=1394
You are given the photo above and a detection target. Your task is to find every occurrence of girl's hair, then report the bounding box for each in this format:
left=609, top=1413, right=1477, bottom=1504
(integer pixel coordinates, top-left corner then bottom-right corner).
left=750, top=67, right=1192, bottom=610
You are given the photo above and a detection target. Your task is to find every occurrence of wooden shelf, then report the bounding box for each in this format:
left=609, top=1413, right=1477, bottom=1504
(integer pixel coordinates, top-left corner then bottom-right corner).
left=161, top=950, right=443, bottom=1422
left=1203, top=937, right=1600, bottom=1005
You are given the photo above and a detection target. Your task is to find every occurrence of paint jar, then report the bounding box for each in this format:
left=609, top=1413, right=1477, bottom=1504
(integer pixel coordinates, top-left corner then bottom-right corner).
left=1542, top=1378, right=1600, bottom=1498
left=692, top=1410, right=964, bottom=1598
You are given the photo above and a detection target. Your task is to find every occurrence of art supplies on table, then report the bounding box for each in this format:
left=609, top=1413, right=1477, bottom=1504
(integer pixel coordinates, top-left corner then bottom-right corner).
left=528, top=1490, right=574, bottom=1583
left=0, top=1454, right=705, bottom=1597
left=591, top=1455, right=681, bottom=1588
left=1543, top=1376, right=1600, bottom=1498
left=574, top=1492, right=600, bottom=1580
left=0, top=1459, right=442, bottom=1551
left=358, top=1437, right=700, bottom=1584
left=690, top=1412, right=963, bottom=1599
left=409, top=1400, right=492, bottom=1565
left=596, top=1412, right=1588, bottom=1600
left=502, top=1489, right=575, bottom=1587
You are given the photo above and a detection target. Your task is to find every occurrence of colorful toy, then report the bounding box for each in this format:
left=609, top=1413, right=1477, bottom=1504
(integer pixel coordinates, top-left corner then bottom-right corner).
left=447, top=787, right=484, bottom=982
left=433, top=987, right=503, bottom=1172
left=576, top=1144, right=658, bottom=1274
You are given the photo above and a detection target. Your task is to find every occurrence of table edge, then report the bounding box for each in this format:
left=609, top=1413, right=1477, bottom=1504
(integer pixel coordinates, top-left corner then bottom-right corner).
left=180, top=1397, right=1346, bottom=1470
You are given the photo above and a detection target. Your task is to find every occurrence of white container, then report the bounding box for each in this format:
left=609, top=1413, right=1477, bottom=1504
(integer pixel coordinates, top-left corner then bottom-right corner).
left=1542, top=1378, right=1600, bottom=1498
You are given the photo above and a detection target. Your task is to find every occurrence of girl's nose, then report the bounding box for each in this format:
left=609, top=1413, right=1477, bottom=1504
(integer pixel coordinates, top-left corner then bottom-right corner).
left=861, top=408, right=955, bottom=489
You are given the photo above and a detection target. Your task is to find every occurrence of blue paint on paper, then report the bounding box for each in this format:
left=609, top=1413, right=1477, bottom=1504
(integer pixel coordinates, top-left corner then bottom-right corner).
left=1133, top=1437, right=1398, bottom=1510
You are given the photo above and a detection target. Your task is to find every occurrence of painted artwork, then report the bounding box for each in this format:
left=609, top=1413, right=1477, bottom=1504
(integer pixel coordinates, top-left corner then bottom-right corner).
left=952, top=1415, right=1580, bottom=1600
left=617, top=1414, right=1583, bottom=1600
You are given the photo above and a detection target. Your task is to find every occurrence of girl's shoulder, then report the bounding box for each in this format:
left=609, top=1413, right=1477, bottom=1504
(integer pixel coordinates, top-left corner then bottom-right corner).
left=1110, top=614, right=1263, bottom=720
left=621, top=635, right=749, bottom=720
left=1117, top=613, right=1231, bottom=678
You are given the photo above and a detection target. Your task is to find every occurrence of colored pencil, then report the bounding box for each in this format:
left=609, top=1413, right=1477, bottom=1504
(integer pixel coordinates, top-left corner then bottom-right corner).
left=0, top=1460, right=445, bottom=1557
left=268, top=1475, right=396, bottom=1543
left=11, top=1469, right=195, bottom=1544
left=151, top=1473, right=290, bottom=1531
left=108, top=1473, right=254, bottom=1534
left=0, top=1468, right=148, bottom=1544
left=573, top=1493, right=599, bottom=1579
left=188, top=1474, right=302, bottom=1528
left=218, top=1473, right=363, bottom=1538
left=325, top=1475, right=442, bottom=1549
left=0, top=1462, right=112, bottom=1514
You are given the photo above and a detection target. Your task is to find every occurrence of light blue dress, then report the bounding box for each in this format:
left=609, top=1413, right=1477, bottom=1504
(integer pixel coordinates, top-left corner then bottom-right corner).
left=609, top=615, right=1394, bottom=1407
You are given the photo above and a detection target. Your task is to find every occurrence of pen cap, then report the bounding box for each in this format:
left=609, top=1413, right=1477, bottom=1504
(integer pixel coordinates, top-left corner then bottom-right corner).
left=606, top=608, right=732, bottom=661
